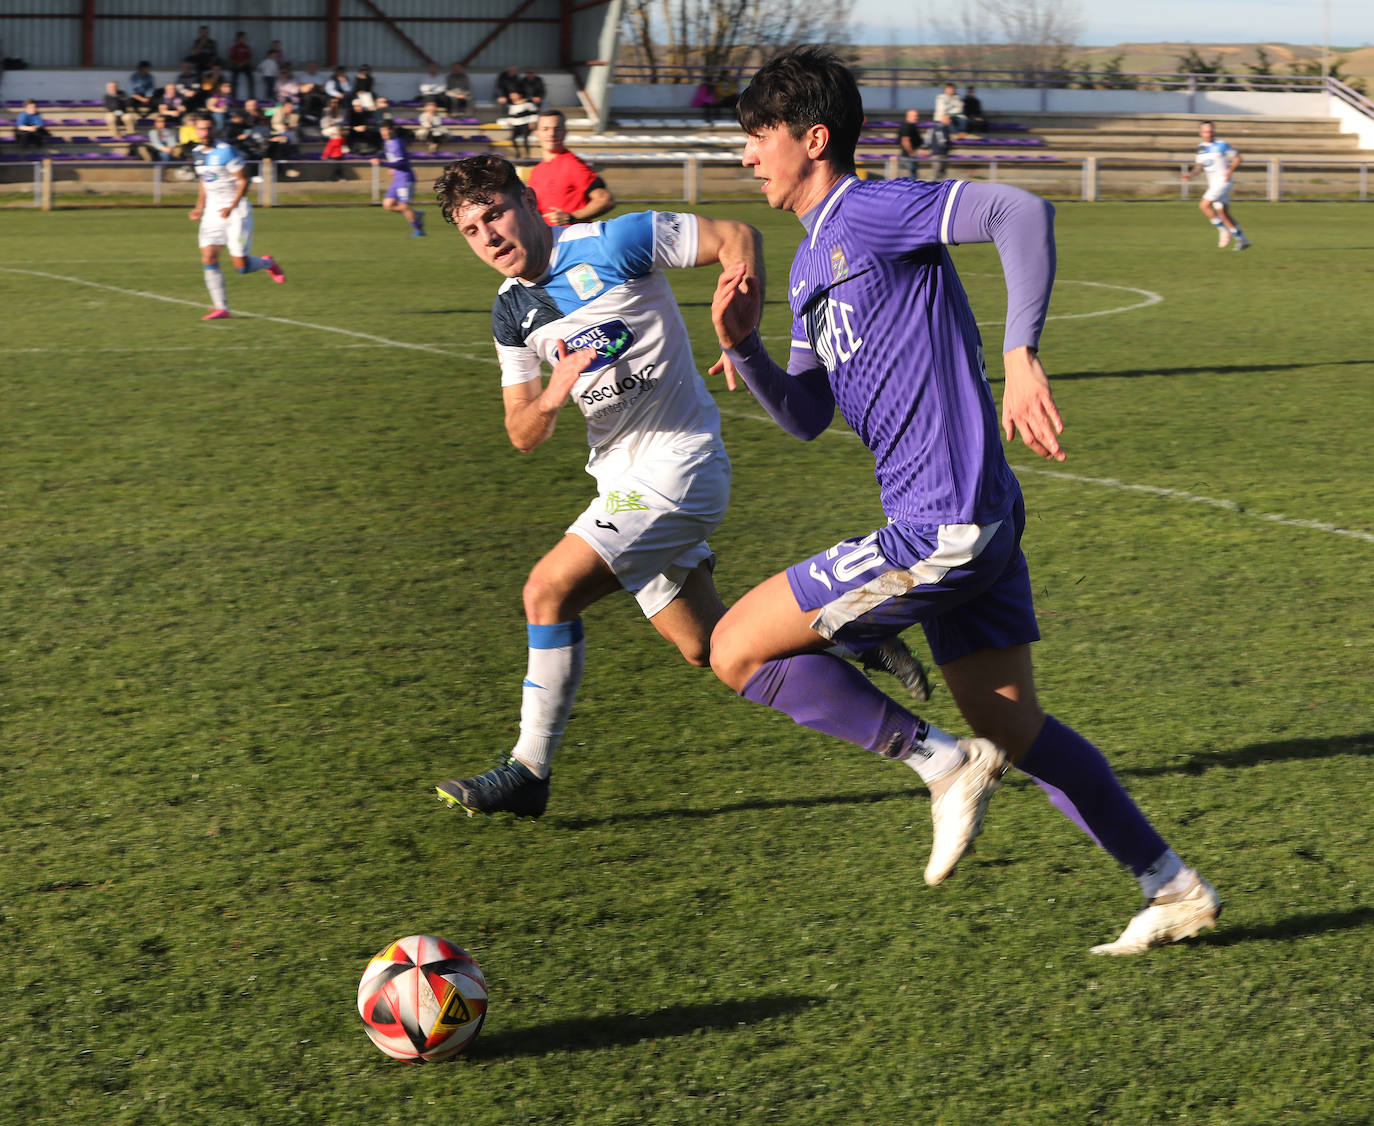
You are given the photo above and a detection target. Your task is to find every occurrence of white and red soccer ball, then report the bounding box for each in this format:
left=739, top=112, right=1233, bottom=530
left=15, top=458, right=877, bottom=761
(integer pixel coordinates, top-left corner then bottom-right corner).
left=357, top=934, right=487, bottom=1061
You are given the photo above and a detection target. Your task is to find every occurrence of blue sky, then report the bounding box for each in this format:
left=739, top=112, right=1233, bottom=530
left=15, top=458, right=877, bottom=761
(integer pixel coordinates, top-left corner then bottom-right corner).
left=849, top=0, right=1373, bottom=48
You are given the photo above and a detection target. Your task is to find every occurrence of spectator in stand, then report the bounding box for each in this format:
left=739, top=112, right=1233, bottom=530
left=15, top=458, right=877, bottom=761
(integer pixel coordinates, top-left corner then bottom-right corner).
left=267, top=41, right=290, bottom=68
left=276, top=66, right=300, bottom=106
left=266, top=98, right=301, bottom=176
left=137, top=114, right=181, bottom=162
left=176, top=115, right=200, bottom=174
left=174, top=63, right=201, bottom=106
left=494, top=65, right=522, bottom=108
left=521, top=67, right=545, bottom=107
left=129, top=61, right=157, bottom=118
left=921, top=112, right=954, bottom=179
left=325, top=66, right=355, bottom=107
left=529, top=107, right=615, bottom=226
left=896, top=107, right=922, bottom=178
left=188, top=25, right=218, bottom=77
left=443, top=62, right=471, bottom=115
left=319, top=97, right=349, bottom=178
left=102, top=80, right=138, bottom=139
left=704, top=70, right=739, bottom=124
left=258, top=46, right=282, bottom=103
left=373, top=95, right=397, bottom=130
left=353, top=63, right=377, bottom=110
left=157, top=84, right=187, bottom=126
left=16, top=100, right=53, bottom=153
left=691, top=78, right=718, bottom=121
left=933, top=82, right=967, bottom=135
left=963, top=87, right=987, bottom=134
left=416, top=100, right=449, bottom=153
left=346, top=97, right=380, bottom=155
left=206, top=82, right=233, bottom=130
left=297, top=61, right=328, bottom=121
left=227, top=31, right=254, bottom=99
left=504, top=88, right=537, bottom=158
left=418, top=63, right=446, bottom=103
left=197, top=65, right=226, bottom=111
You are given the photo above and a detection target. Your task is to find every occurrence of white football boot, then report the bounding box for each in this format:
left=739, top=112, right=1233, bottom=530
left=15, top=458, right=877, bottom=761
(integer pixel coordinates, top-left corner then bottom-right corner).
left=1090, top=873, right=1222, bottom=955
left=923, top=737, right=1008, bottom=886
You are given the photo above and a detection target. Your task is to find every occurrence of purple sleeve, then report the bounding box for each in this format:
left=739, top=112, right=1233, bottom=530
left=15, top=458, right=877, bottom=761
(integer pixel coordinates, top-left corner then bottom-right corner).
left=947, top=182, right=1056, bottom=354
left=723, top=331, right=835, bottom=441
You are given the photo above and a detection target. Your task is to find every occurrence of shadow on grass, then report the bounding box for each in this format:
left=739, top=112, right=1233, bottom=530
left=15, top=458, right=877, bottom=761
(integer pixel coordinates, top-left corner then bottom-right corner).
left=467, top=993, right=820, bottom=1058
left=1003, top=359, right=1374, bottom=382
left=1118, top=730, right=1374, bottom=779
left=1194, top=905, right=1374, bottom=948
left=555, top=786, right=924, bottom=831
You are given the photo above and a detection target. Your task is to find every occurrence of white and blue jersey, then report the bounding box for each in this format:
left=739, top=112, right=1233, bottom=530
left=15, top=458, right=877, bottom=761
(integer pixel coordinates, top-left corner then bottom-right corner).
left=194, top=141, right=248, bottom=215
left=1195, top=139, right=1237, bottom=198
left=493, top=211, right=723, bottom=474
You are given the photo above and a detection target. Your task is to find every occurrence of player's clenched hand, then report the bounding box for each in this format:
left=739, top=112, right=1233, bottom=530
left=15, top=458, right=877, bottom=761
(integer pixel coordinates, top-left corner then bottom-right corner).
left=219, top=206, right=233, bottom=220
left=546, top=338, right=597, bottom=404
left=1001, top=346, right=1066, bottom=462
left=711, top=261, right=760, bottom=352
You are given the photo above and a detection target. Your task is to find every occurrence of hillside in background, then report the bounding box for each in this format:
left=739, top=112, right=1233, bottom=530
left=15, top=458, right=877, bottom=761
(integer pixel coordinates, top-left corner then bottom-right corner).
left=853, top=42, right=1374, bottom=80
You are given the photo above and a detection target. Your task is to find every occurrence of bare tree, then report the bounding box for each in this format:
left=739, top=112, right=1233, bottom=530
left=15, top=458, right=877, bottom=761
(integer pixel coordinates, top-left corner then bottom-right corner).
left=929, top=0, right=1082, bottom=78
left=621, top=0, right=855, bottom=83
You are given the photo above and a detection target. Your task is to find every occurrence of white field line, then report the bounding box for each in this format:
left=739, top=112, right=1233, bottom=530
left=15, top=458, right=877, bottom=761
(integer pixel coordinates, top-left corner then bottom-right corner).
left=12, top=264, right=1368, bottom=545
left=0, top=267, right=493, bottom=362
left=717, top=405, right=1374, bottom=547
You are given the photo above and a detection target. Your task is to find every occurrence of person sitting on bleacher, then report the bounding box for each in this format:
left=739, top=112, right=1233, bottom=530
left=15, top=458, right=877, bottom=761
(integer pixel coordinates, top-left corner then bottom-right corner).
left=346, top=97, right=380, bottom=155
left=135, top=114, right=180, bottom=162
left=276, top=66, right=300, bottom=106
left=258, top=48, right=282, bottom=103
left=102, top=80, right=138, bottom=139
left=297, top=61, right=328, bottom=123
left=963, top=87, right=987, bottom=134
left=444, top=63, right=471, bottom=116
left=187, top=25, right=218, bottom=77
left=417, top=100, right=449, bottom=154
left=933, top=83, right=968, bottom=136
left=504, top=88, right=537, bottom=158
left=197, top=65, right=226, bottom=111
left=266, top=99, right=301, bottom=175
left=494, top=66, right=522, bottom=108
left=353, top=64, right=377, bottom=111
left=521, top=68, right=545, bottom=107
left=418, top=63, right=446, bottom=104
left=174, top=64, right=199, bottom=106
left=158, top=84, right=187, bottom=127
left=325, top=66, right=355, bottom=107
left=129, top=61, right=157, bottom=118
left=16, top=101, right=53, bottom=153
left=206, top=82, right=233, bottom=130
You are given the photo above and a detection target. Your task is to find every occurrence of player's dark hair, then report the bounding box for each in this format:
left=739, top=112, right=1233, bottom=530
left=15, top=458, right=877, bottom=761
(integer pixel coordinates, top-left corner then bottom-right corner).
left=433, top=154, right=525, bottom=225
left=736, top=45, right=863, bottom=173
left=536, top=108, right=565, bottom=125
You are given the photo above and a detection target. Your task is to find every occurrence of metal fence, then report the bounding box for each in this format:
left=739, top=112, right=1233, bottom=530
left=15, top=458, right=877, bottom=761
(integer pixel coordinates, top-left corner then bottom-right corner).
left=5, top=152, right=1372, bottom=209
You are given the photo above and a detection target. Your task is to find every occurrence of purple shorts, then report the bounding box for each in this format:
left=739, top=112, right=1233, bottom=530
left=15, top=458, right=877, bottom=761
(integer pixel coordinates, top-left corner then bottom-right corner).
left=785, top=496, right=1039, bottom=666
left=386, top=174, right=416, bottom=204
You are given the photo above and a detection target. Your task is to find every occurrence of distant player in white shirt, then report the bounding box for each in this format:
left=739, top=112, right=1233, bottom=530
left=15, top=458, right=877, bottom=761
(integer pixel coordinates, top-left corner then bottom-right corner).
left=187, top=113, right=286, bottom=320
left=1181, top=120, right=1251, bottom=250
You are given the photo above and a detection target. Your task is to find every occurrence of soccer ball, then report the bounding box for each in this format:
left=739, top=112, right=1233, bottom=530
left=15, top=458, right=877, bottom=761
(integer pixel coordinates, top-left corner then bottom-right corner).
left=357, top=934, right=487, bottom=1062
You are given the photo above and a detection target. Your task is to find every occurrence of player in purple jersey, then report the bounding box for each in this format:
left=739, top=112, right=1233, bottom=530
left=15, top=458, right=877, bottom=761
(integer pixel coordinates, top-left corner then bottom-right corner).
left=371, top=122, right=425, bottom=237
left=708, top=47, right=1219, bottom=954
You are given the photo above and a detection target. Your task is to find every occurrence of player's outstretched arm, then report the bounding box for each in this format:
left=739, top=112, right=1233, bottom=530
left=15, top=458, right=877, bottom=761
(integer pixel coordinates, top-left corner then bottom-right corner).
left=696, top=216, right=764, bottom=388
left=502, top=340, right=596, bottom=453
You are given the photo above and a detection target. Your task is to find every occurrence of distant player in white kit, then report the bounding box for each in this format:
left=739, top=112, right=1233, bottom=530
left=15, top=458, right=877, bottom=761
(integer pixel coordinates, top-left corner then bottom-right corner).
left=1182, top=120, right=1250, bottom=250
left=187, top=112, right=286, bottom=320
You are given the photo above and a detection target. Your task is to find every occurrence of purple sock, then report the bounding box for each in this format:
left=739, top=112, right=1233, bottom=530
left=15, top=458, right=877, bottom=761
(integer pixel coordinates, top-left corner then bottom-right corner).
left=741, top=654, right=926, bottom=758
left=1016, top=715, right=1167, bottom=875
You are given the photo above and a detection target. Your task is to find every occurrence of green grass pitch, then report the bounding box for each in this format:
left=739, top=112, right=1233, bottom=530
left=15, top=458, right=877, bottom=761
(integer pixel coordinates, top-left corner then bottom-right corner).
left=2, top=198, right=1372, bottom=1125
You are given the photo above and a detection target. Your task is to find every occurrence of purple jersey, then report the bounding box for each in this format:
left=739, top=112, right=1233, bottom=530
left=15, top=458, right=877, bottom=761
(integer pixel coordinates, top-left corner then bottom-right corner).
left=789, top=175, right=1018, bottom=527
left=380, top=136, right=414, bottom=180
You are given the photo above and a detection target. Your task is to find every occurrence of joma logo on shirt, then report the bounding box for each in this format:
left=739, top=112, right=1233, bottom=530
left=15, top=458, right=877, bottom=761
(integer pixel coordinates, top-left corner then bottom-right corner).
left=565, top=318, right=637, bottom=373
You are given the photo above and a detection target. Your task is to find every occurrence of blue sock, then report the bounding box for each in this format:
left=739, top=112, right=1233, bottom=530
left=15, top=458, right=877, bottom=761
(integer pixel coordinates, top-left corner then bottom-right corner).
left=1016, top=716, right=1167, bottom=875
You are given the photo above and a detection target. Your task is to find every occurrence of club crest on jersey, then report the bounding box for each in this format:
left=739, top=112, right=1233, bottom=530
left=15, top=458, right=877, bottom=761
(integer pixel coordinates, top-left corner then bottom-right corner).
left=564, top=318, right=637, bottom=372
left=830, top=244, right=849, bottom=283
left=567, top=262, right=604, bottom=299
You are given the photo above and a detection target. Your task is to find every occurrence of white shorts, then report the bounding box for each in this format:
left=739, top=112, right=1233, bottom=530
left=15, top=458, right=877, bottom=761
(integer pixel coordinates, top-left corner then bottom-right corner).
left=199, top=201, right=254, bottom=257
left=1202, top=181, right=1233, bottom=205
left=568, top=443, right=730, bottom=618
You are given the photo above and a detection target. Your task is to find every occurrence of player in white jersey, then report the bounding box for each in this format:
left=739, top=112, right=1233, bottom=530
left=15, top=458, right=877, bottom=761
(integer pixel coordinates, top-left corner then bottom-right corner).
left=187, top=113, right=286, bottom=320
left=1181, top=121, right=1250, bottom=250
left=429, top=155, right=931, bottom=818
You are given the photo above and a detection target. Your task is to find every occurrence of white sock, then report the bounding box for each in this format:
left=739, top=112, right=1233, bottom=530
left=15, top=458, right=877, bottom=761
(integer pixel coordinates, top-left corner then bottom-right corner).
left=901, top=723, right=965, bottom=785
left=510, top=620, right=585, bottom=779
left=1139, top=849, right=1187, bottom=899
left=1209, top=218, right=1224, bottom=228
left=203, top=264, right=227, bottom=309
